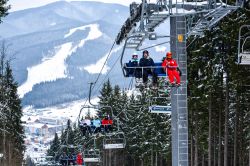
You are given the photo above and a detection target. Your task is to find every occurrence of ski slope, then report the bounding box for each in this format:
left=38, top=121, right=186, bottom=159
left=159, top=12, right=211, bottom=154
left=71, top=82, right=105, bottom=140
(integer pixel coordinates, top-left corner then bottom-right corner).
left=18, top=24, right=102, bottom=98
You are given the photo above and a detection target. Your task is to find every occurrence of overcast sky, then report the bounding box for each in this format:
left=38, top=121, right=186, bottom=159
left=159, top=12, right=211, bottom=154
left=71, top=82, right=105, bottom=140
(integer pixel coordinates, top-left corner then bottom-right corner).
left=10, top=0, right=158, bottom=12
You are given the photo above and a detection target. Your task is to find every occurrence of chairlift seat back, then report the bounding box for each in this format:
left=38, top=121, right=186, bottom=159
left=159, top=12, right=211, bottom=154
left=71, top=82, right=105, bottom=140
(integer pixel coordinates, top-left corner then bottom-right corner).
left=239, top=52, right=250, bottom=65
left=123, top=62, right=166, bottom=77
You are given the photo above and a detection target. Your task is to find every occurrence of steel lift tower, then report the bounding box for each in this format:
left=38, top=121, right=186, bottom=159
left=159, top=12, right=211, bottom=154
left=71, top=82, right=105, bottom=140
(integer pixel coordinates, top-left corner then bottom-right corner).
left=116, top=0, right=241, bottom=165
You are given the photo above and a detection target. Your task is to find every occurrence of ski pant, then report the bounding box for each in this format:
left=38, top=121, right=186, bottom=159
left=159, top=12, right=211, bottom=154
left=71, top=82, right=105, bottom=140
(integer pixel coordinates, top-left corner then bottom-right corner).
left=167, top=69, right=180, bottom=84
left=142, top=69, right=157, bottom=84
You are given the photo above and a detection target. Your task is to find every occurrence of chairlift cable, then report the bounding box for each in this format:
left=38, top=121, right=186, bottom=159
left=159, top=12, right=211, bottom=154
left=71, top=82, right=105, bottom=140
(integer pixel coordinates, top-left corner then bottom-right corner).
left=76, top=40, right=116, bottom=124
left=91, top=40, right=116, bottom=92
left=129, top=78, right=134, bottom=90
left=92, top=53, right=123, bottom=96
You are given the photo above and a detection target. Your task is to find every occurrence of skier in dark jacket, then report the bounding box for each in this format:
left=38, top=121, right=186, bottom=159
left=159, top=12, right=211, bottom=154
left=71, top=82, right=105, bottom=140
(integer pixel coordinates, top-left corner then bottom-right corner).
left=127, top=53, right=141, bottom=78
left=139, top=50, right=158, bottom=86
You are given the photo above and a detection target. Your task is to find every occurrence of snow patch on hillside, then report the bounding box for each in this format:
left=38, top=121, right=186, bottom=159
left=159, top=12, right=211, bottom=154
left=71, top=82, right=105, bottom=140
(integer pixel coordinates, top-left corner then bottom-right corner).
left=83, top=46, right=122, bottom=74
left=18, top=24, right=102, bottom=98
left=50, top=22, right=56, bottom=26
left=18, top=43, right=72, bottom=98
left=64, top=24, right=102, bottom=38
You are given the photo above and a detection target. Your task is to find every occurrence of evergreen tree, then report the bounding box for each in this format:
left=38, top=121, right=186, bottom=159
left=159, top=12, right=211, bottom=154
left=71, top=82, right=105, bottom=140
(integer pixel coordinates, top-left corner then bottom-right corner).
left=187, top=8, right=250, bottom=166
left=60, top=120, right=75, bottom=146
left=0, top=43, right=25, bottom=165
left=124, top=90, right=171, bottom=165
left=47, top=133, right=60, bottom=159
left=0, top=0, right=10, bottom=23
left=98, top=79, right=113, bottom=118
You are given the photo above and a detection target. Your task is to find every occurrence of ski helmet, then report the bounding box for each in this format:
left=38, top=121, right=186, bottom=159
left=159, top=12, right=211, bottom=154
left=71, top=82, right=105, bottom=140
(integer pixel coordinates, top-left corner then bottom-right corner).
left=166, top=52, right=172, bottom=58
left=132, top=53, right=138, bottom=59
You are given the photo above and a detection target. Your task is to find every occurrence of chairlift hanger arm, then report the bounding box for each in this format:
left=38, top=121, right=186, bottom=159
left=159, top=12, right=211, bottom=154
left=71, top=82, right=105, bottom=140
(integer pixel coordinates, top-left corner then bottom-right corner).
left=242, top=36, right=250, bottom=52
left=238, top=25, right=250, bottom=64
left=88, top=82, right=96, bottom=107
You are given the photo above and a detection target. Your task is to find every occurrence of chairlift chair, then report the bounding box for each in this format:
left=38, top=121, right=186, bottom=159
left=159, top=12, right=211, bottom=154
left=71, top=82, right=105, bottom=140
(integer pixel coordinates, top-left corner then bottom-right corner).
left=82, top=136, right=101, bottom=164
left=83, top=149, right=101, bottom=163
left=238, top=25, right=250, bottom=65
left=103, top=132, right=126, bottom=150
left=78, top=105, right=114, bottom=135
left=59, top=145, right=81, bottom=165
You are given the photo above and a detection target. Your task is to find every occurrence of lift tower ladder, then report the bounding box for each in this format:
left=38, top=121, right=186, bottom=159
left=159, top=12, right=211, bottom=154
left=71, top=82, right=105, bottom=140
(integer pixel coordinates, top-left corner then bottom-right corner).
left=170, top=16, right=188, bottom=166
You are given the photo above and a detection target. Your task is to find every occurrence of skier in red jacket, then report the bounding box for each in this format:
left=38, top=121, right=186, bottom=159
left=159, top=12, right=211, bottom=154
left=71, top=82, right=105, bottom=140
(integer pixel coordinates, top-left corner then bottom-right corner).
left=162, top=52, right=181, bottom=86
left=76, top=152, right=83, bottom=165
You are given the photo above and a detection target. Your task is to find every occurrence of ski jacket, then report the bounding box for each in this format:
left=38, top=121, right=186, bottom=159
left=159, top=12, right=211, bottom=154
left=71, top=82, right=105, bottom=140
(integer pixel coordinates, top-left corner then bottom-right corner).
left=76, top=154, right=83, bottom=165
left=108, top=119, right=113, bottom=125
left=162, top=58, right=178, bottom=70
left=82, top=119, right=91, bottom=125
left=93, top=119, right=101, bottom=127
left=102, top=119, right=109, bottom=125
left=139, top=57, right=155, bottom=68
left=128, top=60, right=139, bottom=67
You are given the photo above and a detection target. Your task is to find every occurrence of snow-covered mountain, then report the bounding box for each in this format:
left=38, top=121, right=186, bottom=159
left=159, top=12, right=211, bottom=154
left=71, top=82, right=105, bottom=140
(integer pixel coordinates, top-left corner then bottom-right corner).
left=0, top=1, right=128, bottom=107
left=0, top=1, right=170, bottom=108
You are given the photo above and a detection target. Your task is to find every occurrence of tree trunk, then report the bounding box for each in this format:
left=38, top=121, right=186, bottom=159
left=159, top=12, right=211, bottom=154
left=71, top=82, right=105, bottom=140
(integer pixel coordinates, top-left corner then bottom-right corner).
left=234, top=94, right=239, bottom=166
left=194, top=122, right=199, bottom=166
left=2, top=123, right=6, bottom=166
left=208, top=92, right=212, bottom=166
left=141, top=158, right=143, bottom=166
left=151, top=149, right=153, bottom=166
left=202, top=153, right=205, bottom=166
left=249, top=143, right=250, bottom=166
left=224, top=73, right=229, bottom=166
left=191, top=134, right=194, bottom=166
left=213, top=135, right=216, bottom=166
left=190, top=108, right=194, bottom=166
left=8, top=143, right=11, bottom=166
left=155, top=152, right=158, bottom=166
left=218, top=71, right=223, bottom=166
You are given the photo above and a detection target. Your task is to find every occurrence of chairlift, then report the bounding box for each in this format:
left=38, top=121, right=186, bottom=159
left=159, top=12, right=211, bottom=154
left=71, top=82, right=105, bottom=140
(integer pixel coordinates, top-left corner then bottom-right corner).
left=78, top=83, right=115, bottom=135
left=121, top=35, right=168, bottom=78
left=36, top=157, right=54, bottom=166
left=83, top=136, right=101, bottom=164
left=103, top=132, right=126, bottom=150
left=149, top=96, right=172, bottom=114
left=101, top=111, right=126, bottom=150
left=83, top=83, right=127, bottom=150
left=78, top=105, right=114, bottom=135
left=238, top=25, right=250, bottom=65
left=59, top=145, right=81, bottom=165
left=83, top=149, right=101, bottom=163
